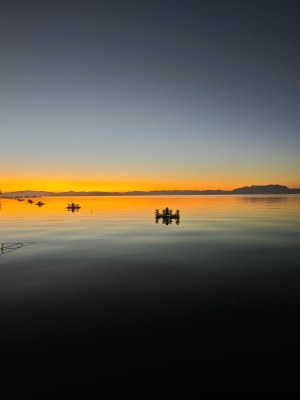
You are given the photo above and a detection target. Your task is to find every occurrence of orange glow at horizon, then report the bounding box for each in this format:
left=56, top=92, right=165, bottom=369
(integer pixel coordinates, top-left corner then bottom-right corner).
left=0, top=177, right=274, bottom=192
left=0, top=178, right=300, bottom=193
left=2, top=156, right=299, bottom=193
left=2, top=175, right=300, bottom=193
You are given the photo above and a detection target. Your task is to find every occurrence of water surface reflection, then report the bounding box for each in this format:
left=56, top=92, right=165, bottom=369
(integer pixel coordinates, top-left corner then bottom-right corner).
left=0, top=242, right=36, bottom=255
left=0, top=195, right=299, bottom=386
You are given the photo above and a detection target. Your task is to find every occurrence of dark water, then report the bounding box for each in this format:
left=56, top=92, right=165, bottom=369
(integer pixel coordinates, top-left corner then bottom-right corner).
left=1, top=196, right=300, bottom=387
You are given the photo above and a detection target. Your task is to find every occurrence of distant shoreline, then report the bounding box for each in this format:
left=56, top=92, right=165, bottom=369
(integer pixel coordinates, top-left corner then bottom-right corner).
left=1, top=185, right=300, bottom=197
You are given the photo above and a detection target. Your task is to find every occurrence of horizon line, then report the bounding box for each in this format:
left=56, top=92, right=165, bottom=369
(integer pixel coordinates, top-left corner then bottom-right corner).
left=2, top=184, right=300, bottom=195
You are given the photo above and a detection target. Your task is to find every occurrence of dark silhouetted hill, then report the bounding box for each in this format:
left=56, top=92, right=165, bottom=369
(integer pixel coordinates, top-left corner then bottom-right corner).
left=1, top=185, right=300, bottom=197
left=0, top=190, right=55, bottom=197
left=232, top=185, right=300, bottom=194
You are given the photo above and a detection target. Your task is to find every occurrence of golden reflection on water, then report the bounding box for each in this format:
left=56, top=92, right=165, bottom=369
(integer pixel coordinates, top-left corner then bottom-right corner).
left=0, top=195, right=299, bottom=221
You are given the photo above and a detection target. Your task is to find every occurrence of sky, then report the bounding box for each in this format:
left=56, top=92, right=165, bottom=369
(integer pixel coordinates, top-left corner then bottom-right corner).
left=1, top=0, right=299, bottom=192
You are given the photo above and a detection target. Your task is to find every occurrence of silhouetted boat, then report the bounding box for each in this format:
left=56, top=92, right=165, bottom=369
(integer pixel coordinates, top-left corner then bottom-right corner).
left=155, top=208, right=180, bottom=225
left=66, top=203, right=81, bottom=210
left=28, top=199, right=34, bottom=204
left=155, top=207, right=180, bottom=219
left=36, top=201, right=45, bottom=206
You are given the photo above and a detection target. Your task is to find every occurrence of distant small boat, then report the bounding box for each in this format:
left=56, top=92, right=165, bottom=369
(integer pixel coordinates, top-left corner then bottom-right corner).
left=28, top=199, right=34, bottom=204
left=66, top=203, right=81, bottom=210
left=16, top=198, right=24, bottom=202
left=155, top=208, right=180, bottom=225
left=36, top=201, right=45, bottom=207
left=155, top=207, right=180, bottom=220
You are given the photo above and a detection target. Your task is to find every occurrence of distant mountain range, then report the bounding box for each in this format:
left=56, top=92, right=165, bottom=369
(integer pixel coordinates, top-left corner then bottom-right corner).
left=1, top=185, right=300, bottom=197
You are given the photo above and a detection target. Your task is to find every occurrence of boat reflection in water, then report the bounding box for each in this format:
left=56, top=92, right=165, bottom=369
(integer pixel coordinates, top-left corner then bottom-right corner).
left=155, top=207, right=180, bottom=225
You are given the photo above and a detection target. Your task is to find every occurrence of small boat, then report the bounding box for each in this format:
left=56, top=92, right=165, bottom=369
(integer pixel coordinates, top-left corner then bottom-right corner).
left=155, top=208, right=180, bottom=225
left=16, top=198, right=24, bottom=202
left=66, top=203, right=81, bottom=210
left=36, top=201, right=45, bottom=207
left=28, top=199, right=34, bottom=204
left=155, top=207, right=180, bottom=219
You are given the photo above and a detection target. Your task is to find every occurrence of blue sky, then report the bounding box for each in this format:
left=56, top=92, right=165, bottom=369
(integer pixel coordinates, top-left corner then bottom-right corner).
left=1, top=0, right=299, bottom=190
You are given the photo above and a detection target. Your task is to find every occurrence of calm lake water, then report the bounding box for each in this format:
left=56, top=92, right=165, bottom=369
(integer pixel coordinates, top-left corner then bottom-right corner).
left=1, top=195, right=300, bottom=387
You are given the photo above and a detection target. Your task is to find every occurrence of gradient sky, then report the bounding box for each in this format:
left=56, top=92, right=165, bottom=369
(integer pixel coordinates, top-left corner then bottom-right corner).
left=1, top=0, right=299, bottom=191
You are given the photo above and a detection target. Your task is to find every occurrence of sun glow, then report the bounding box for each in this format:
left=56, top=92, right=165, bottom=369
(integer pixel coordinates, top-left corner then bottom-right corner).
left=0, top=173, right=300, bottom=193
left=2, top=177, right=248, bottom=193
